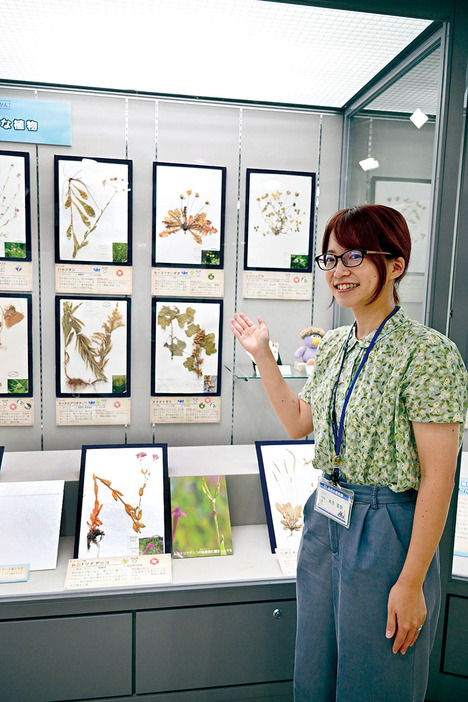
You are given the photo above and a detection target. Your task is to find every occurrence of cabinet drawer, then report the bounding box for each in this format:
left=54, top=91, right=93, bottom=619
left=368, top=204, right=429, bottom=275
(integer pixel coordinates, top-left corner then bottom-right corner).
left=0, top=613, right=132, bottom=701
left=136, top=600, right=296, bottom=694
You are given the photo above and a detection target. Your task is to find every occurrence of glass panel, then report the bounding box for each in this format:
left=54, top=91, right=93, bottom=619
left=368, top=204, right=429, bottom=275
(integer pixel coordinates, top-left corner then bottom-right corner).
left=341, top=46, right=442, bottom=326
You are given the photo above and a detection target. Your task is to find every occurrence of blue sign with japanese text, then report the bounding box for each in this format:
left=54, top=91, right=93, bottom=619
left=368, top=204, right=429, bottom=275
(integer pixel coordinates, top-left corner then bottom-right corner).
left=0, top=98, right=71, bottom=146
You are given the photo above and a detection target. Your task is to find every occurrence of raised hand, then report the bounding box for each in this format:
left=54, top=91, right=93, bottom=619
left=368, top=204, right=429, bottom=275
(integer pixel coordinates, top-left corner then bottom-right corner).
left=231, top=313, right=271, bottom=361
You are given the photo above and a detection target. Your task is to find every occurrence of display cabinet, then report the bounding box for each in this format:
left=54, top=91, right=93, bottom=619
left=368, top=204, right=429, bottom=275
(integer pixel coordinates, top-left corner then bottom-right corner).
left=0, top=445, right=297, bottom=702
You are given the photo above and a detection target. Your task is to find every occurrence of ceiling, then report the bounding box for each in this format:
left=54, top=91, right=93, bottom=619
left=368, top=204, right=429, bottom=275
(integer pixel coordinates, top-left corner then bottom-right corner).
left=0, top=0, right=433, bottom=108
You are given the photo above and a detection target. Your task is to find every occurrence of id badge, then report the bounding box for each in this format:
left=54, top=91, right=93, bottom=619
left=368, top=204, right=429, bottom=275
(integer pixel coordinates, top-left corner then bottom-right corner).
left=314, top=476, right=354, bottom=528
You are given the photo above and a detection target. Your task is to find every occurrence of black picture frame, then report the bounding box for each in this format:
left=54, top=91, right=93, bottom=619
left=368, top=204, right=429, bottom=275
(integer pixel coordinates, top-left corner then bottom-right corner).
left=244, top=168, right=316, bottom=272
left=152, top=161, right=226, bottom=269
left=151, top=297, right=223, bottom=396
left=74, top=443, right=171, bottom=560
left=54, top=154, right=133, bottom=265
left=255, top=439, right=320, bottom=553
left=0, top=150, right=32, bottom=262
left=55, top=295, right=131, bottom=398
left=0, top=292, right=33, bottom=396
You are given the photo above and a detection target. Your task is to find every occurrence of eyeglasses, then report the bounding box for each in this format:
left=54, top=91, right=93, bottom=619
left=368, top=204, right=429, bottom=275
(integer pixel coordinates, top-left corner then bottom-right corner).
left=315, top=249, right=391, bottom=271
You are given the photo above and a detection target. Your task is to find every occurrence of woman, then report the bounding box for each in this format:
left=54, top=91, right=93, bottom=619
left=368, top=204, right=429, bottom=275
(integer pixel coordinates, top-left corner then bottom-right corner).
left=231, top=205, right=468, bottom=702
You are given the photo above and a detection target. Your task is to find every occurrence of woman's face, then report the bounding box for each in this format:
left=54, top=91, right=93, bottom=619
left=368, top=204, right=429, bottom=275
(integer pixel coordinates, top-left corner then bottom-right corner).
left=323, top=232, right=387, bottom=311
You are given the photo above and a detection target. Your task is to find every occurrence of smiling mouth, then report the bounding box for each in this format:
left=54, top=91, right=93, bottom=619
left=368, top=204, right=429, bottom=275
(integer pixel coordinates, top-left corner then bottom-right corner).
left=335, top=283, right=359, bottom=290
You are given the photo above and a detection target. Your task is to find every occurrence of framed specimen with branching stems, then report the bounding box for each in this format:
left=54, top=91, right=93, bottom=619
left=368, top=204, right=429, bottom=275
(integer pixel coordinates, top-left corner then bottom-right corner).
left=151, top=297, right=223, bottom=396
left=255, top=440, right=321, bottom=553
left=244, top=168, right=316, bottom=272
left=0, top=293, right=33, bottom=396
left=55, top=295, right=130, bottom=397
left=0, top=150, right=31, bottom=261
left=74, top=443, right=171, bottom=560
left=55, top=155, right=133, bottom=264
left=152, top=162, right=226, bottom=268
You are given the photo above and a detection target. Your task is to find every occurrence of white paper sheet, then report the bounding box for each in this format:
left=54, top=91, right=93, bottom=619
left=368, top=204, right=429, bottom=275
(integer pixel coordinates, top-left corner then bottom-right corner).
left=0, top=480, right=64, bottom=571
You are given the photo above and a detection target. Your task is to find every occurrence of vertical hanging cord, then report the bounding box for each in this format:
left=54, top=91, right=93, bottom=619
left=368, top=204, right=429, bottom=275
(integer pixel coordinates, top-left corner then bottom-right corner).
left=33, top=89, right=44, bottom=450
left=311, top=114, right=323, bottom=325
left=230, top=107, right=243, bottom=446
left=124, top=97, right=129, bottom=444
left=152, top=99, right=159, bottom=445
left=365, top=118, right=373, bottom=202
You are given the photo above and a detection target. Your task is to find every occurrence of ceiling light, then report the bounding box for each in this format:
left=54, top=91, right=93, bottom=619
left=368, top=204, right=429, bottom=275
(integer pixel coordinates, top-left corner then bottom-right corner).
left=410, top=108, right=429, bottom=128
left=359, top=157, right=380, bottom=171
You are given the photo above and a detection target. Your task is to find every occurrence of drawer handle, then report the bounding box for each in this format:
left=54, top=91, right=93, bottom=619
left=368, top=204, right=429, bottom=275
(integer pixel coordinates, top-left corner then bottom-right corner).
left=273, top=608, right=283, bottom=619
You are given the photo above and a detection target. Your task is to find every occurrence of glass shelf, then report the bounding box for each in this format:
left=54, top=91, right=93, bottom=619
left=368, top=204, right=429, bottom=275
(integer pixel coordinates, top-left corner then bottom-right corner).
left=225, top=363, right=309, bottom=381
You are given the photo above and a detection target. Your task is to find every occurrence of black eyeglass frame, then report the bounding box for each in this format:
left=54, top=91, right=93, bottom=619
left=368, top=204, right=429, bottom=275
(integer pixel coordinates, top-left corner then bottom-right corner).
left=314, top=248, right=392, bottom=270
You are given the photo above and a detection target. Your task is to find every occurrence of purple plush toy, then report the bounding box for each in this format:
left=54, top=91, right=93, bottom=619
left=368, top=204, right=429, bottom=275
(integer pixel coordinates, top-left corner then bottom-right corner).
left=294, top=325, right=325, bottom=366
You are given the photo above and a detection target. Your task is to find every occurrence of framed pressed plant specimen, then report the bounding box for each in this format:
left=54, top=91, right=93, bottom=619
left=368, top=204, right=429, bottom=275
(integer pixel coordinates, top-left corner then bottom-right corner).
left=152, top=162, right=226, bottom=268
left=152, top=297, right=223, bottom=396
left=56, top=295, right=131, bottom=397
left=170, top=475, right=233, bottom=559
left=0, top=150, right=31, bottom=261
left=244, top=168, right=316, bottom=272
left=255, top=440, right=321, bottom=553
left=55, top=155, right=133, bottom=264
left=74, top=444, right=171, bottom=559
left=0, top=293, right=33, bottom=396
left=371, top=176, right=431, bottom=274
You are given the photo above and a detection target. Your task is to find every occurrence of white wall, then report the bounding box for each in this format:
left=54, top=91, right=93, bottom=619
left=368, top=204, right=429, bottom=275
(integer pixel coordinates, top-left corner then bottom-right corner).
left=0, top=86, right=342, bottom=451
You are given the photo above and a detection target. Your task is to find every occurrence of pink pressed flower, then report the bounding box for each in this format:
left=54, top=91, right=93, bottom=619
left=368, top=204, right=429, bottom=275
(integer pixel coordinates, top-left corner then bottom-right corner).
left=152, top=454, right=159, bottom=460
left=136, top=452, right=147, bottom=459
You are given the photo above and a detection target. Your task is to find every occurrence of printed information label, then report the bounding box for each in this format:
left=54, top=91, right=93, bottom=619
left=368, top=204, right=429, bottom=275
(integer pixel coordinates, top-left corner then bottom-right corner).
left=0, top=261, right=33, bottom=292
left=56, top=397, right=131, bottom=426
left=276, top=547, right=298, bottom=577
left=0, top=564, right=30, bottom=583
left=0, top=397, right=34, bottom=426
left=454, top=477, right=468, bottom=558
left=152, top=267, right=224, bottom=298
left=64, top=554, right=172, bottom=590
left=55, top=264, right=132, bottom=295
left=151, top=396, right=221, bottom=424
left=243, top=271, right=312, bottom=300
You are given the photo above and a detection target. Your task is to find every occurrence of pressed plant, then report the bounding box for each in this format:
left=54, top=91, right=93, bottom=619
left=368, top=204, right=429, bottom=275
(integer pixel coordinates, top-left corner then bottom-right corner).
left=157, top=304, right=217, bottom=379
left=0, top=161, right=21, bottom=241
left=272, top=449, right=303, bottom=535
left=254, top=189, right=304, bottom=237
left=200, top=476, right=227, bottom=556
left=0, top=302, right=25, bottom=350
left=62, top=169, right=128, bottom=258
left=86, top=452, right=159, bottom=552
left=159, top=190, right=217, bottom=244
left=61, top=300, right=125, bottom=390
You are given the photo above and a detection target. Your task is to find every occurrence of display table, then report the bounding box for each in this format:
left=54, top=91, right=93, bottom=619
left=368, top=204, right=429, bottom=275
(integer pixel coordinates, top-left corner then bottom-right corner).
left=0, top=445, right=297, bottom=702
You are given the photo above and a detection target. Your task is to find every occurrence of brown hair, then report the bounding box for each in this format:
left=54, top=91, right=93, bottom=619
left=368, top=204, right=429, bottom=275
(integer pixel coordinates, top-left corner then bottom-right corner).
left=322, top=204, right=411, bottom=304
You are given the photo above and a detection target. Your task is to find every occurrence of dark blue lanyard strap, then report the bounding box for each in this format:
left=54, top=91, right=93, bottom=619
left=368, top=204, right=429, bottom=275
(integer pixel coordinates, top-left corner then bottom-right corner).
left=331, top=306, right=399, bottom=483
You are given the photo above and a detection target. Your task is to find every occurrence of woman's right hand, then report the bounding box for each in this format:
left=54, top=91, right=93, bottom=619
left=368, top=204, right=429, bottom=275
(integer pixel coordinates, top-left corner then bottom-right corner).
left=231, top=313, right=271, bottom=361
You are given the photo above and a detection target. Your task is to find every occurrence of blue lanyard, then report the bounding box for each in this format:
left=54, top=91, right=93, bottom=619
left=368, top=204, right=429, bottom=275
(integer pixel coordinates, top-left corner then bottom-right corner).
left=331, top=306, right=399, bottom=484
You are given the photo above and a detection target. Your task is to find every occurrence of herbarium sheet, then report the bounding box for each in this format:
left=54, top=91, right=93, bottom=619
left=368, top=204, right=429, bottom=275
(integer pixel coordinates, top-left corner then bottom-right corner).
left=244, top=168, right=316, bottom=272
left=0, top=150, right=31, bottom=261
left=75, top=444, right=171, bottom=560
left=152, top=162, right=225, bottom=268
left=0, top=293, right=32, bottom=396
left=55, top=155, right=132, bottom=264
left=56, top=296, right=130, bottom=396
left=152, top=298, right=223, bottom=396
left=256, top=440, right=321, bottom=552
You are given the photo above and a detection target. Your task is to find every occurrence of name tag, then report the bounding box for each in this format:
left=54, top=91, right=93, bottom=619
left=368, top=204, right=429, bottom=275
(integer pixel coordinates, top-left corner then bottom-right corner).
left=314, top=476, right=354, bottom=528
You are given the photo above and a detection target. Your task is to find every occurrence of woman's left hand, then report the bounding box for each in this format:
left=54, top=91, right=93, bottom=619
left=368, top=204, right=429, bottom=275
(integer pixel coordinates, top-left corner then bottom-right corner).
left=386, top=580, right=427, bottom=654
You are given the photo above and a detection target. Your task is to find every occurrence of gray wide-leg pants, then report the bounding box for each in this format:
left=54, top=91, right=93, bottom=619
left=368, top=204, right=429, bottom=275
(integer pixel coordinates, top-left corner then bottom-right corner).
left=294, top=481, right=440, bottom=702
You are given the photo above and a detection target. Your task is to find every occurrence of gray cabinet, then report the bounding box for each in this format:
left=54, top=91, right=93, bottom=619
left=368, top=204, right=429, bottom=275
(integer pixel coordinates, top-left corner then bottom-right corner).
left=136, top=600, right=296, bottom=694
left=0, top=583, right=296, bottom=701
left=0, top=613, right=133, bottom=702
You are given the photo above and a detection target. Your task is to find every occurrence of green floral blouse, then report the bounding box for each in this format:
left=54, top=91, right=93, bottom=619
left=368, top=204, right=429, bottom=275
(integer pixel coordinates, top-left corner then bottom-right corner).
left=298, top=308, right=468, bottom=492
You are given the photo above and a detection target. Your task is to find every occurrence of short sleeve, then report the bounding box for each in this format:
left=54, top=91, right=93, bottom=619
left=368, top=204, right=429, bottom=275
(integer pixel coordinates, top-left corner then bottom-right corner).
left=403, top=332, right=468, bottom=425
